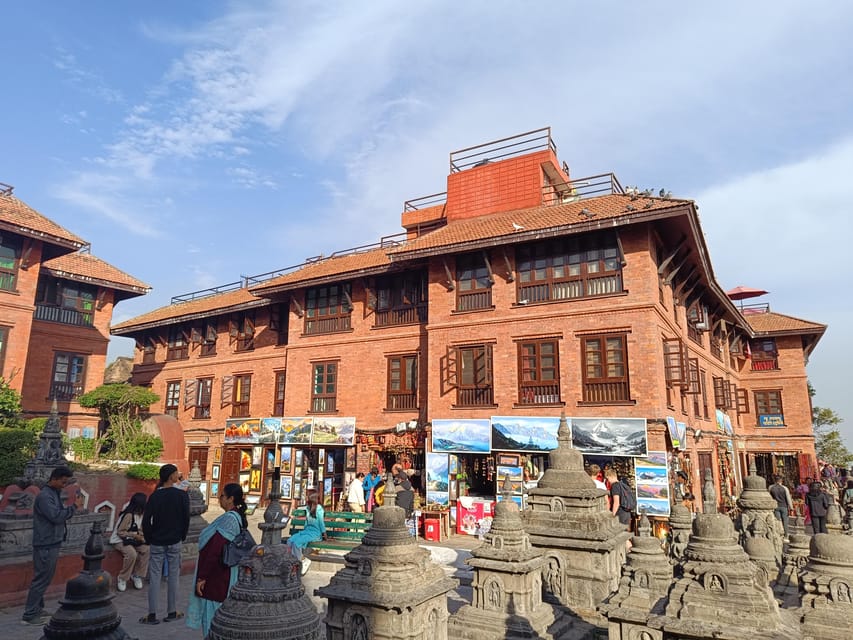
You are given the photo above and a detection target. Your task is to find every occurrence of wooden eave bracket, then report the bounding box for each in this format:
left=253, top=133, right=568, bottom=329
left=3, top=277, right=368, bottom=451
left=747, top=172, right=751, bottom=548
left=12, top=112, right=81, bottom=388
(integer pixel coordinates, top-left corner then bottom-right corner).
left=442, top=258, right=455, bottom=291
left=19, top=240, right=34, bottom=270
left=291, top=297, right=304, bottom=318
left=657, top=237, right=688, bottom=275
left=502, top=249, right=514, bottom=282
left=95, top=287, right=107, bottom=311
left=482, top=250, right=495, bottom=285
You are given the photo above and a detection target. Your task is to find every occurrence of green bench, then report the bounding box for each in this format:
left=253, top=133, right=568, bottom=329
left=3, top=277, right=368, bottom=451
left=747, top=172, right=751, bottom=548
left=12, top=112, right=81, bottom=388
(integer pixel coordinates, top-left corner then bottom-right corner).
left=289, top=508, right=373, bottom=553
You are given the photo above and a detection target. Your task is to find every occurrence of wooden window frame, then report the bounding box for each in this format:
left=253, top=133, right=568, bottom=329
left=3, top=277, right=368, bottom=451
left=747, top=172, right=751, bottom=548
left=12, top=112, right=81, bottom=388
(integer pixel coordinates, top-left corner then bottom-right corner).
left=305, top=284, right=352, bottom=335
left=712, top=376, right=735, bottom=410
left=700, top=368, right=710, bottom=419
left=200, top=321, right=217, bottom=356
left=51, top=352, right=87, bottom=401
left=273, top=371, right=286, bottom=416
left=517, top=339, right=561, bottom=405
left=194, top=378, right=213, bottom=419
left=0, top=235, right=21, bottom=291
left=231, top=374, right=252, bottom=418
left=166, top=325, right=189, bottom=361
left=142, top=335, right=157, bottom=364
left=311, top=361, right=338, bottom=413
left=269, top=303, right=289, bottom=346
left=749, top=338, right=779, bottom=371
left=374, top=272, right=428, bottom=327
left=515, top=231, right=623, bottom=304
left=455, top=253, right=493, bottom=312
left=165, top=381, right=181, bottom=417
left=581, top=334, right=631, bottom=404
left=443, top=344, right=494, bottom=407
left=754, top=389, right=783, bottom=425
left=386, top=354, right=418, bottom=410
left=0, top=325, right=7, bottom=376
left=230, top=312, right=255, bottom=352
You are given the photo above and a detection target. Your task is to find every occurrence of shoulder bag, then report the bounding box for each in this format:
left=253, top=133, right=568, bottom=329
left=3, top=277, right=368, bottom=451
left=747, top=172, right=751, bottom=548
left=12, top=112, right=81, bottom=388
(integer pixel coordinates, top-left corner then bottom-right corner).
left=221, top=512, right=256, bottom=567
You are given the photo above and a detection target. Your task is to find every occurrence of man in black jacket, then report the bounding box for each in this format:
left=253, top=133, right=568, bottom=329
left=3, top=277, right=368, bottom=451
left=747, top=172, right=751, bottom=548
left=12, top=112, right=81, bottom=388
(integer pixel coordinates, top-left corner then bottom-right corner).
left=139, top=464, right=190, bottom=625
left=22, top=466, right=84, bottom=625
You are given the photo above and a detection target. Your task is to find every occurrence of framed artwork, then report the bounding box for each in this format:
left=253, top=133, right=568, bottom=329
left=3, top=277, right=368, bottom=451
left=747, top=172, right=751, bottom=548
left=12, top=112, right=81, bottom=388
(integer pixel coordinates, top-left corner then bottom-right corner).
left=293, top=479, right=303, bottom=501
left=278, top=417, right=313, bottom=445
left=279, top=501, right=292, bottom=517
left=323, top=477, right=333, bottom=503
left=280, top=475, right=293, bottom=500
left=571, top=417, right=648, bottom=457
left=295, top=449, right=304, bottom=469
left=326, top=453, right=335, bottom=474
left=266, top=449, right=275, bottom=471
left=240, top=450, right=252, bottom=471
left=449, top=455, right=458, bottom=475
left=199, top=482, right=208, bottom=500
left=280, top=447, right=292, bottom=474
left=491, top=416, right=561, bottom=453
left=496, top=453, right=520, bottom=467
left=225, top=418, right=262, bottom=444
left=426, top=452, right=450, bottom=506
left=345, top=447, right=356, bottom=471
left=239, top=472, right=250, bottom=493
left=431, top=419, right=491, bottom=453
left=211, top=465, right=220, bottom=481
left=252, top=446, right=263, bottom=467
left=210, top=482, right=220, bottom=497
left=213, top=447, right=222, bottom=463
left=318, top=449, right=326, bottom=466
left=311, top=417, right=356, bottom=446
left=249, top=468, right=261, bottom=492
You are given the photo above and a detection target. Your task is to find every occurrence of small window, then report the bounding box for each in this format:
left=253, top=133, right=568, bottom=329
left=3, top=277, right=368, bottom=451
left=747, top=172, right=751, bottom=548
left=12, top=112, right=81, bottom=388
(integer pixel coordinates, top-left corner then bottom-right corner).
left=305, top=285, right=352, bottom=335
left=165, top=381, right=181, bottom=417
left=0, top=236, right=21, bottom=291
left=456, top=254, right=492, bottom=311
left=374, top=272, right=428, bottom=327
left=231, top=374, right=252, bottom=418
left=195, top=378, right=213, bottom=419
left=387, top=354, right=418, bottom=410
left=311, top=362, right=337, bottom=413
left=142, top=335, right=157, bottom=364
left=273, top=371, right=286, bottom=416
left=755, top=389, right=784, bottom=426
left=51, top=352, right=87, bottom=400
left=230, top=312, right=255, bottom=352
left=167, top=326, right=189, bottom=360
left=454, top=345, right=494, bottom=407
left=201, top=322, right=217, bottom=357
left=581, top=334, right=630, bottom=403
left=517, top=339, right=561, bottom=405
left=749, top=338, right=778, bottom=371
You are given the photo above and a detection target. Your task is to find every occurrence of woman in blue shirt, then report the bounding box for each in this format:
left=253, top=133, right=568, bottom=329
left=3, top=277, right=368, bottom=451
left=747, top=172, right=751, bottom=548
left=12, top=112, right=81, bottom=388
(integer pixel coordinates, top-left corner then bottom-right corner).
left=287, top=489, right=326, bottom=575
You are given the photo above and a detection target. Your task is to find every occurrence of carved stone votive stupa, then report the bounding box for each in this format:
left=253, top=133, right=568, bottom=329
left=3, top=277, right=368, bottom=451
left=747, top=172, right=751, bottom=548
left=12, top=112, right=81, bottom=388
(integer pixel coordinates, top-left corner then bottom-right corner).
left=799, top=533, right=853, bottom=640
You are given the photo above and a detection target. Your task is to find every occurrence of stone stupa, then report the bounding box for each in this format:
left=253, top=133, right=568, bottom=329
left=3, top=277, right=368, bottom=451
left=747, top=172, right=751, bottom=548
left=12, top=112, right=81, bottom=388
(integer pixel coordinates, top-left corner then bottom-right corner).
left=737, top=461, right=783, bottom=581
left=448, top=476, right=572, bottom=639
left=799, top=533, right=853, bottom=640
left=667, top=503, right=693, bottom=569
left=185, top=460, right=209, bottom=545
left=317, top=473, right=457, bottom=639
left=522, top=412, right=631, bottom=620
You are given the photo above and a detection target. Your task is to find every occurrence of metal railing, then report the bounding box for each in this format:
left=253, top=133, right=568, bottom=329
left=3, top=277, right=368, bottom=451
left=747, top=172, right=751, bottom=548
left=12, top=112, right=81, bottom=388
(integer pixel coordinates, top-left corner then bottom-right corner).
left=403, top=192, right=447, bottom=212
left=450, top=127, right=556, bottom=173
left=374, top=303, right=427, bottom=327
left=34, top=305, right=93, bottom=327
left=542, top=172, right=625, bottom=205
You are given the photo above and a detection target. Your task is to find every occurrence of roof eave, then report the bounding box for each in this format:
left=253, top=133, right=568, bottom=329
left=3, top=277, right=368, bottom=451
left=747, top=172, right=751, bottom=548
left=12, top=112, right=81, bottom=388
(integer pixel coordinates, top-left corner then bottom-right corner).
left=250, top=264, right=399, bottom=297
left=41, top=267, right=151, bottom=297
left=111, top=298, right=269, bottom=336
left=0, top=221, right=86, bottom=252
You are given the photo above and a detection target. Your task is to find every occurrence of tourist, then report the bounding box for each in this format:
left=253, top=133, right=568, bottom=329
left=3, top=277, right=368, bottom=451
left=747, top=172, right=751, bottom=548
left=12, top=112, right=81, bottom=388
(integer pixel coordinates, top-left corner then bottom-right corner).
left=140, top=463, right=190, bottom=625
left=109, top=492, right=149, bottom=592
left=363, top=466, right=384, bottom=512
left=605, top=468, right=633, bottom=529
left=187, top=483, right=247, bottom=637
left=287, top=489, right=327, bottom=576
left=804, top=481, right=832, bottom=535
left=394, top=471, right=415, bottom=518
left=587, top=464, right=608, bottom=491
left=768, top=475, right=793, bottom=537
left=22, top=466, right=84, bottom=625
left=842, top=479, right=853, bottom=517
left=347, top=472, right=366, bottom=512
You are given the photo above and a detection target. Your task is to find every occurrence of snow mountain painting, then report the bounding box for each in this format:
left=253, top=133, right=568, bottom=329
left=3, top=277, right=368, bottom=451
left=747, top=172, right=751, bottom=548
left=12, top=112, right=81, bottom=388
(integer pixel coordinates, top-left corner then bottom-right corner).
left=491, top=416, right=561, bottom=452
left=570, top=417, right=647, bottom=456
left=431, top=419, right=491, bottom=453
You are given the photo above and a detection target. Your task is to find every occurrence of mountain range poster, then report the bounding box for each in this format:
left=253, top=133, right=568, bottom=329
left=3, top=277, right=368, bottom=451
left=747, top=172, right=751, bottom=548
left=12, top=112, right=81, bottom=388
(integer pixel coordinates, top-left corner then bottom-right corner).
left=426, top=452, right=450, bottom=506
left=431, top=419, right=491, bottom=453
left=277, top=417, right=313, bottom=445
left=634, top=450, right=670, bottom=515
left=570, top=417, right=648, bottom=457
left=491, top=416, right=561, bottom=452
left=311, top=417, right=356, bottom=446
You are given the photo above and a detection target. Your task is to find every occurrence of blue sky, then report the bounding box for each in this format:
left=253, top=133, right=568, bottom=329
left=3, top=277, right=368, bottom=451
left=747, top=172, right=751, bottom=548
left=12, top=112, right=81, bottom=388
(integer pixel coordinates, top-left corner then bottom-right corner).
left=2, top=2, right=851, bottom=441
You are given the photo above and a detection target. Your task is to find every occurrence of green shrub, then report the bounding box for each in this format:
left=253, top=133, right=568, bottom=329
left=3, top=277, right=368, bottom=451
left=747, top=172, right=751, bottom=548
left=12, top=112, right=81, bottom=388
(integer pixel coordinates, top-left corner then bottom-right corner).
left=0, top=428, right=37, bottom=485
left=68, top=437, right=97, bottom=462
left=121, top=433, right=163, bottom=463
left=125, top=463, right=160, bottom=480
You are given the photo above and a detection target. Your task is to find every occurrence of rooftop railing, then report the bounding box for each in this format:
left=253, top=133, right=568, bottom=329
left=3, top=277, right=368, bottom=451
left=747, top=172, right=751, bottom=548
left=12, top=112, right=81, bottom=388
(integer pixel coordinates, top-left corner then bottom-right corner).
left=449, top=127, right=556, bottom=173
left=542, top=173, right=625, bottom=205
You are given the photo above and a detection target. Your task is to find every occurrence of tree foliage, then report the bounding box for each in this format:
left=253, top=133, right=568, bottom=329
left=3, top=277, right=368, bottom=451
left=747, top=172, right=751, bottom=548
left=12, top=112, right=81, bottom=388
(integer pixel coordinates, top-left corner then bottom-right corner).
left=77, top=384, right=161, bottom=461
left=0, top=376, right=23, bottom=427
left=813, top=403, right=851, bottom=468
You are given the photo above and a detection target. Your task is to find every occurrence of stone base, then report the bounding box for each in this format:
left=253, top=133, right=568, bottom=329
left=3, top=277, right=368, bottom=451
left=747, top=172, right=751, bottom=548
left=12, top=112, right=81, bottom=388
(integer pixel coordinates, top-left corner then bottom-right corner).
left=448, top=602, right=586, bottom=639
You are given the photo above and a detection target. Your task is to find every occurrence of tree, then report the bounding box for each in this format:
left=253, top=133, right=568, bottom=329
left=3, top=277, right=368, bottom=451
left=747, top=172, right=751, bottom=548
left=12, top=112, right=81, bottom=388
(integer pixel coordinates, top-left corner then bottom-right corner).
left=813, top=404, right=851, bottom=468
left=0, top=376, right=22, bottom=427
left=77, top=384, right=160, bottom=460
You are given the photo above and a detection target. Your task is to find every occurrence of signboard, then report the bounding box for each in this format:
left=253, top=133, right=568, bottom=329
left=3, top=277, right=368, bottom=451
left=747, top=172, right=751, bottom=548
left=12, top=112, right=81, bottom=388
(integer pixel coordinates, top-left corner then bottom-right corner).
left=759, top=414, right=785, bottom=428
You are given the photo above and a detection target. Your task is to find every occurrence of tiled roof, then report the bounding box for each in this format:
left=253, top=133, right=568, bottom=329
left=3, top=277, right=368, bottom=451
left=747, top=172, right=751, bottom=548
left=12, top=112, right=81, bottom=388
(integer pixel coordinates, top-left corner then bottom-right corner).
left=250, top=246, right=394, bottom=295
left=112, top=287, right=264, bottom=334
left=0, top=194, right=87, bottom=249
left=388, top=194, right=690, bottom=259
left=745, top=311, right=826, bottom=335
left=43, top=252, right=150, bottom=294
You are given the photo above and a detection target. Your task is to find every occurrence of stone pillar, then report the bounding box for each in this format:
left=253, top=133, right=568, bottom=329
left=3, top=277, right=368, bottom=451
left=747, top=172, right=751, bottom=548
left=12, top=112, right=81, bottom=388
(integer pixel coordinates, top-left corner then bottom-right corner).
left=799, top=533, right=853, bottom=640
left=647, top=514, right=799, bottom=639
left=667, top=503, right=693, bottom=569
left=41, top=519, right=132, bottom=640
left=522, top=413, right=630, bottom=626
left=737, top=462, right=783, bottom=582
left=23, top=401, right=69, bottom=488
left=208, top=466, right=322, bottom=640
left=599, top=514, right=672, bottom=640
left=448, top=477, right=572, bottom=639
left=317, top=484, right=457, bottom=640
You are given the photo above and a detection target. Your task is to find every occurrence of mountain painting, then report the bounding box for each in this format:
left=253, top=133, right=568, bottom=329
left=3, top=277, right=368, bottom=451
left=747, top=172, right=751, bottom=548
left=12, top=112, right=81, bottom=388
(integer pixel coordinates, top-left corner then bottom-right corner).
left=426, top=453, right=450, bottom=506
left=491, top=416, right=561, bottom=452
left=277, top=417, right=313, bottom=445
left=259, top=417, right=282, bottom=443
left=570, top=417, right=647, bottom=457
left=311, top=417, right=356, bottom=446
left=431, top=419, right=491, bottom=453
left=225, top=418, right=262, bottom=444
left=636, top=498, right=670, bottom=516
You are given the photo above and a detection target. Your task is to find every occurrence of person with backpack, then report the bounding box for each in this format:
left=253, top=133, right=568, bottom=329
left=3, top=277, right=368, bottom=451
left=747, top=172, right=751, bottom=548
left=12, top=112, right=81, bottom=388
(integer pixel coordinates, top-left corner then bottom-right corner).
left=605, top=468, right=635, bottom=529
left=805, top=481, right=832, bottom=534
left=768, top=475, right=794, bottom=537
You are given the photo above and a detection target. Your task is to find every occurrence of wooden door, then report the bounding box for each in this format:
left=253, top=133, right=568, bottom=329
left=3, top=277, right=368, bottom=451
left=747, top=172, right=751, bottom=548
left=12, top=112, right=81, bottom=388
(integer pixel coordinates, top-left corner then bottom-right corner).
left=188, top=447, right=209, bottom=479
left=222, top=447, right=242, bottom=486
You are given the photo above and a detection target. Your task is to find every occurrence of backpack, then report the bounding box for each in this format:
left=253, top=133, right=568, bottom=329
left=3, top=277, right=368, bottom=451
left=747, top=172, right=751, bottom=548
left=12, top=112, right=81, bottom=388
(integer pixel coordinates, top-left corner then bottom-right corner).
left=221, top=512, right=256, bottom=567
left=618, top=481, right=636, bottom=512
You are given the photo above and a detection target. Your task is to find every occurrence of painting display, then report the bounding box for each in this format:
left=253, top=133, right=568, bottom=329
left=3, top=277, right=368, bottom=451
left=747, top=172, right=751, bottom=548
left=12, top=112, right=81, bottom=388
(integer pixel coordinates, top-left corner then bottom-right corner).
left=250, top=468, right=261, bottom=492
left=278, top=417, right=313, bottom=444
left=345, top=447, right=356, bottom=470
left=666, top=416, right=681, bottom=449
left=211, top=465, right=220, bottom=480
left=280, top=447, right=292, bottom=474
left=239, top=472, right=250, bottom=493
left=431, top=419, right=491, bottom=453
left=491, top=416, right=561, bottom=452
left=210, top=482, right=219, bottom=498
left=240, top=450, right=252, bottom=471
left=326, top=452, right=335, bottom=474
left=312, top=417, right=356, bottom=446
left=259, top=417, right=283, bottom=443
left=426, top=452, right=450, bottom=506
left=280, top=475, right=293, bottom=500
left=571, top=417, right=648, bottom=457
left=225, top=418, right=262, bottom=444
left=252, top=446, right=263, bottom=467
left=323, top=477, right=333, bottom=506
left=295, top=449, right=303, bottom=469
left=634, top=451, right=670, bottom=516
left=496, top=465, right=523, bottom=494
left=266, top=449, right=275, bottom=471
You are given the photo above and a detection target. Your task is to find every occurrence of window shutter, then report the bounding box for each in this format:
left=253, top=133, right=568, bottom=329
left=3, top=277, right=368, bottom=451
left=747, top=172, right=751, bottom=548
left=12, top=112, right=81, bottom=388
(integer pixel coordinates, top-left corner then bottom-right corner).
left=221, top=375, right=234, bottom=407
left=206, top=323, right=217, bottom=342
left=184, top=379, right=198, bottom=409
left=190, top=326, right=202, bottom=345
left=485, top=345, right=494, bottom=385
left=229, top=316, right=239, bottom=339
left=713, top=376, right=726, bottom=409
left=440, top=346, right=458, bottom=393
left=736, top=387, right=750, bottom=414
left=243, top=314, right=255, bottom=337
left=269, top=305, right=280, bottom=331
left=726, top=382, right=737, bottom=411
left=663, top=338, right=687, bottom=387
left=684, top=358, right=701, bottom=394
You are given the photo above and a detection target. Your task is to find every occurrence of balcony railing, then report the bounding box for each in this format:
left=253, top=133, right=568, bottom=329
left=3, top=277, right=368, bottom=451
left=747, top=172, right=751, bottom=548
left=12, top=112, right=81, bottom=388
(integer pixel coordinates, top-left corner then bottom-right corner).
left=387, top=392, right=417, bottom=410
left=456, top=387, right=494, bottom=407
left=311, top=397, right=337, bottom=413
left=50, top=382, right=84, bottom=401
left=582, top=381, right=630, bottom=404
left=305, top=315, right=351, bottom=335
left=0, top=272, right=16, bottom=291
left=34, top=304, right=93, bottom=327
left=710, top=338, right=723, bottom=361
left=194, top=406, right=211, bottom=419
left=518, top=384, right=561, bottom=405
left=518, top=274, right=621, bottom=304
left=457, top=290, right=492, bottom=312
left=374, top=303, right=428, bottom=327
left=231, top=404, right=251, bottom=418
left=542, top=172, right=625, bottom=205
left=751, top=358, right=779, bottom=372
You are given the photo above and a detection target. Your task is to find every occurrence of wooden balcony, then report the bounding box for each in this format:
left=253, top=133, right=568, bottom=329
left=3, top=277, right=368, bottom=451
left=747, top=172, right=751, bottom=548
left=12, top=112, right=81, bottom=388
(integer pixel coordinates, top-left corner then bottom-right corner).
left=311, top=397, right=337, bottom=413
left=34, top=304, right=93, bottom=327
left=518, top=384, right=561, bottom=405
left=231, top=404, right=251, bottom=418
left=582, top=381, right=630, bottom=403
left=50, top=383, right=84, bottom=401
left=518, top=274, right=621, bottom=304
left=457, top=290, right=492, bottom=312
left=305, top=316, right=351, bottom=335
left=387, top=392, right=417, bottom=410
left=456, top=387, right=494, bottom=407
left=751, top=358, right=779, bottom=372
left=375, top=303, right=427, bottom=327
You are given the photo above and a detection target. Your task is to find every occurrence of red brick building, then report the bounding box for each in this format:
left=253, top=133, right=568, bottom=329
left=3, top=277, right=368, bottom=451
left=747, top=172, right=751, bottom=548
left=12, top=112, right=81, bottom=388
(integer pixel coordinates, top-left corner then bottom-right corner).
left=112, top=128, right=824, bottom=514
left=0, top=183, right=150, bottom=433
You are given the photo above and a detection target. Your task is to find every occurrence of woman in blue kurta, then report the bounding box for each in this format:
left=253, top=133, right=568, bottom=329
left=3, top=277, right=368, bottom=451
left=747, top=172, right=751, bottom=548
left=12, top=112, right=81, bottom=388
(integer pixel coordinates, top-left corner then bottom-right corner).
left=287, top=489, right=327, bottom=575
left=186, top=483, right=247, bottom=637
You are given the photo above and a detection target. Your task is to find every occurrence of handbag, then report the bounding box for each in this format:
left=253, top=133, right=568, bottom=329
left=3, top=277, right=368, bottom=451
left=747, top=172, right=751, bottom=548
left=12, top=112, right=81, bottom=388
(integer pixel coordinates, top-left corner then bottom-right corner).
left=122, top=536, right=143, bottom=547
left=222, top=513, right=256, bottom=567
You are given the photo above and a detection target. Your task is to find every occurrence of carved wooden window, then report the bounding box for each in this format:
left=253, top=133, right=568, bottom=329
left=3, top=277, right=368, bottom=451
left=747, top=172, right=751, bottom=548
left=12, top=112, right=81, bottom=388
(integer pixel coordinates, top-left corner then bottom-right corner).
left=456, top=253, right=492, bottom=311
left=166, top=325, right=189, bottom=360
left=230, top=374, right=251, bottom=418
left=387, top=354, right=418, bottom=410
left=230, top=312, right=255, bottom=352
left=311, top=362, right=337, bottom=413
left=754, top=389, right=783, bottom=425
left=662, top=338, right=688, bottom=388
left=517, top=339, right=561, bottom=405
left=712, top=376, right=735, bottom=410
left=273, top=371, right=286, bottom=416
left=51, top=352, right=86, bottom=401
left=582, top=334, right=630, bottom=403
left=305, top=284, right=352, bottom=335
left=269, top=303, right=289, bottom=345
left=443, top=345, right=494, bottom=406
left=165, top=381, right=180, bottom=417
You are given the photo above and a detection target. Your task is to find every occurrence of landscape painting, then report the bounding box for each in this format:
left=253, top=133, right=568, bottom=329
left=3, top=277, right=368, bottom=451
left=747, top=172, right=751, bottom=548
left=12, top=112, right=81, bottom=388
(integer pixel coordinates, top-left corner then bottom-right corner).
left=280, top=475, right=293, bottom=499
left=225, top=418, right=262, bottom=444
left=636, top=498, right=670, bottom=516
left=491, top=416, right=561, bottom=452
left=312, top=417, right=356, bottom=446
left=570, top=417, right=647, bottom=457
left=431, top=419, right=491, bottom=453
left=426, top=452, right=450, bottom=506
left=259, top=417, right=282, bottom=443
left=634, top=451, right=670, bottom=515
left=278, top=417, right=313, bottom=444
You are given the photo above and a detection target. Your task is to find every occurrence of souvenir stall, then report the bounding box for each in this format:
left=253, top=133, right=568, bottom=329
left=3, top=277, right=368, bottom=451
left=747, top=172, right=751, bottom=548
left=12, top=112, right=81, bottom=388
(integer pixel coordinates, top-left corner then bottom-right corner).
left=355, top=423, right=426, bottom=497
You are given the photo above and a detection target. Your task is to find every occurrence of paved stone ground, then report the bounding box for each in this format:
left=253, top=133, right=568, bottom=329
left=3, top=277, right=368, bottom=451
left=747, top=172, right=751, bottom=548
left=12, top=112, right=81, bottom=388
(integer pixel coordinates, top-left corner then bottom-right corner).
left=0, top=504, right=478, bottom=640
